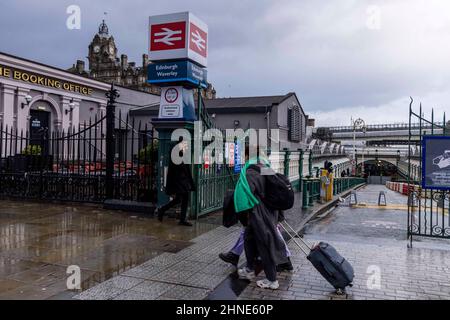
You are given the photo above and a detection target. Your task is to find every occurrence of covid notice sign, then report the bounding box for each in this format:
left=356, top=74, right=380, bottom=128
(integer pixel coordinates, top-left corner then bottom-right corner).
left=422, top=136, right=450, bottom=190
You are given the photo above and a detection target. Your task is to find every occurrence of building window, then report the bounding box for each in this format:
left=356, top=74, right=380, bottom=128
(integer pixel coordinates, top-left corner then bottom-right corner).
left=288, top=105, right=301, bottom=142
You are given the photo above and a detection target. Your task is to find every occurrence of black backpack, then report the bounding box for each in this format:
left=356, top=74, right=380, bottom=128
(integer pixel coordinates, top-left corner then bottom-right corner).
left=263, top=173, right=295, bottom=210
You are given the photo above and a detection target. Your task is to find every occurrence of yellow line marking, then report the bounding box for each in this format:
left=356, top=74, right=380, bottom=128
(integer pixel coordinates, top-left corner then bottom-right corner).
left=350, top=204, right=449, bottom=215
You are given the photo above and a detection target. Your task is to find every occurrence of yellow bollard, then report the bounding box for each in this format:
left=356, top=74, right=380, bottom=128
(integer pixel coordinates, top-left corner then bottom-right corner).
left=326, top=172, right=334, bottom=201
left=320, top=169, right=334, bottom=202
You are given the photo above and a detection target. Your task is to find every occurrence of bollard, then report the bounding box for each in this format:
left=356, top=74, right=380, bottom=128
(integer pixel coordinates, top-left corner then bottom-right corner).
left=349, top=190, right=358, bottom=206
left=378, top=191, right=387, bottom=206
left=408, top=192, right=418, bottom=208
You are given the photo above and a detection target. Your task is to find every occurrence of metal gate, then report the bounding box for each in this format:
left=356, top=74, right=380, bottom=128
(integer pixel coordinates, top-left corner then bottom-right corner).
left=407, top=98, right=450, bottom=245
left=0, top=110, right=157, bottom=204
left=191, top=97, right=238, bottom=217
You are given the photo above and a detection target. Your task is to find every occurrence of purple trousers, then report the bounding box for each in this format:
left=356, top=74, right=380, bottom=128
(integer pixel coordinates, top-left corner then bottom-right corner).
left=230, top=225, right=291, bottom=257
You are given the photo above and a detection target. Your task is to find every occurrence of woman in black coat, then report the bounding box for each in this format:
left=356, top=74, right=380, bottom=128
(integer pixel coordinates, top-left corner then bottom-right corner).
left=155, top=141, right=195, bottom=226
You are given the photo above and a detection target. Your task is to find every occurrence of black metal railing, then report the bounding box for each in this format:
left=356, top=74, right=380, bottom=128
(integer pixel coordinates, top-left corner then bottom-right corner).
left=407, top=98, right=450, bottom=245
left=0, top=109, right=157, bottom=204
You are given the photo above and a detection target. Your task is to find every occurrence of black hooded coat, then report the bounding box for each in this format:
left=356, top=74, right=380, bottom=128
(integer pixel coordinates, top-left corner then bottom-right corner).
left=245, top=164, right=288, bottom=267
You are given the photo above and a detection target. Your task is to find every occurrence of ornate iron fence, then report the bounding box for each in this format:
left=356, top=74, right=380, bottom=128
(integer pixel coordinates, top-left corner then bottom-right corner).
left=0, top=112, right=157, bottom=203
left=407, top=98, right=450, bottom=245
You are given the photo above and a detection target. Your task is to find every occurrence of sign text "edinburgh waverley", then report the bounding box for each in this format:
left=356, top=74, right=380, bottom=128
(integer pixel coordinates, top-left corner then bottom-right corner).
left=148, top=60, right=207, bottom=88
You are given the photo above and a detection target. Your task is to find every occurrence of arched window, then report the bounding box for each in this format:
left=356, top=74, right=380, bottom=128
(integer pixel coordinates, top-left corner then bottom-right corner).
left=288, top=105, right=301, bottom=142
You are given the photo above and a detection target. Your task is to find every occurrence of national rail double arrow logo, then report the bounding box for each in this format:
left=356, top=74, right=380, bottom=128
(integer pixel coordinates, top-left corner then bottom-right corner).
left=154, top=28, right=182, bottom=46
left=151, top=21, right=186, bottom=51
left=189, top=23, right=207, bottom=57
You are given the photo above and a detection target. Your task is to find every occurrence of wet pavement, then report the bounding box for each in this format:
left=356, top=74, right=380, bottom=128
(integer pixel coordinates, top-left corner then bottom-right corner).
left=0, top=200, right=219, bottom=300
left=239, top=185, right=450, bottom=300
left=73, top=192, right=309, bottom=300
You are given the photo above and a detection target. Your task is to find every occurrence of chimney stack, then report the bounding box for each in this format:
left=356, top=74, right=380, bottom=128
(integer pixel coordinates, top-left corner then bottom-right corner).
left=142, top=54, right=149, bottom=68
left=76, top=60, right=85, bottom=74
left=121, top=54, right=128, bottom=69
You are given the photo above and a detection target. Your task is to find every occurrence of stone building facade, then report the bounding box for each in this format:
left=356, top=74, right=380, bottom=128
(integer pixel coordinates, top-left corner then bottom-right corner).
left=0, top=51, right=159, bottom=138
left=68, top=20, right=216, bottom=99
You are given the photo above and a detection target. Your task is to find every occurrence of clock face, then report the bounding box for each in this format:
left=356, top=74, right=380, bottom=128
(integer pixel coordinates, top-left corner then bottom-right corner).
left=109, top=46, right=114, bottom=54
left=93, top=45, right=100, bottom=53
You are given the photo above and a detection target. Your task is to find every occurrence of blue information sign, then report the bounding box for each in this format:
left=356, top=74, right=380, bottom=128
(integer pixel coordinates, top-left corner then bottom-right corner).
left=422, top=135, right=450, bottom=190
left=147, top=60, right=208, bottom=88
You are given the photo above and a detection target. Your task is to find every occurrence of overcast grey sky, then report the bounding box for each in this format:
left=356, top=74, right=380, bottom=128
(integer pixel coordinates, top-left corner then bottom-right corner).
left=1, top=0, right=450, bottom=126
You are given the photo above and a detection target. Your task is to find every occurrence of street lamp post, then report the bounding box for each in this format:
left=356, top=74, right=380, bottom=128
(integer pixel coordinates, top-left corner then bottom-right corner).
left=352, top=118, right=366, bottom=177
left=105, top=83, right=120, bottom=199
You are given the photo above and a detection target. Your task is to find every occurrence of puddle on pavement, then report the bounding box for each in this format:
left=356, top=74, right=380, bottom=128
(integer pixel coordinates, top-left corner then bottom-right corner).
left=0, top=200, right=219, bottom=299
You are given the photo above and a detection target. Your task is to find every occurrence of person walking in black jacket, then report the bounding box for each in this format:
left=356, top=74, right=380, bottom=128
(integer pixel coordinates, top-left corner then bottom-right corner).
left=154, top=140, right=195, bottom=226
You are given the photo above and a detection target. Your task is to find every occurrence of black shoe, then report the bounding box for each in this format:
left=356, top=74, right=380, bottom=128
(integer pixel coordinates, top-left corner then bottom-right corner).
left=155, top=207, right=163, bottom=222
left=178, top=220, right=192, bottom=226
left=276, top=257, right=294, bottom=272
left=219, top=252, right=239, bottom=266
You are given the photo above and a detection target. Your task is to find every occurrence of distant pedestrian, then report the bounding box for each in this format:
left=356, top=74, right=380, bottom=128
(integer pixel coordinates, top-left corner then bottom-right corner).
left=154, top=140, right=195, bottom=226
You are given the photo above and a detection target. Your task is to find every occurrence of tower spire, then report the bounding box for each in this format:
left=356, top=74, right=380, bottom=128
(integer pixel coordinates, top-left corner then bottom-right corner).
left=98, top=13, right=109, bottom=37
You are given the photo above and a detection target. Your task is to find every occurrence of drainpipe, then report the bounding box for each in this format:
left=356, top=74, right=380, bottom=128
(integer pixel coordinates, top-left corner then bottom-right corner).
left=265, top=105, right=272, bottom=153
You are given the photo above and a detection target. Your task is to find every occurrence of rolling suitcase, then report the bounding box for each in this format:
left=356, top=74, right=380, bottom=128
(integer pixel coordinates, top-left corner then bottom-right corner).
left=279, top=221, right=354, bottom=294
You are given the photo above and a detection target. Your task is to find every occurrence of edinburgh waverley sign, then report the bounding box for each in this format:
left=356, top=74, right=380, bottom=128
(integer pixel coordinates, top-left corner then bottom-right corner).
left=147, top=60, right=207, bottom=88
left=148, top=11, right=208, bottom=68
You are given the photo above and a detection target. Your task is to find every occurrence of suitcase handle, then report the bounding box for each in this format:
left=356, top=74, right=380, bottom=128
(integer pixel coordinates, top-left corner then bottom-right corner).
left=279, top=221, right=312, bottom=256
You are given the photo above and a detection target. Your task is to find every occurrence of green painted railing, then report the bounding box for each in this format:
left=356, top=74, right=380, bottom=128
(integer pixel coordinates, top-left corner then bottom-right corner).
left=302, top=178, right=321, bottom=208
left=333, top=177, right=366, bottom=195
left=194, top=164, right=239, bottom=217
left=302, top=177, right=366, bottom=209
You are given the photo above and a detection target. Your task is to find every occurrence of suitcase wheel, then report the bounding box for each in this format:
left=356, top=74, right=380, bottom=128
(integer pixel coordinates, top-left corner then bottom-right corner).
left=335, top=288, right=346, bottom=295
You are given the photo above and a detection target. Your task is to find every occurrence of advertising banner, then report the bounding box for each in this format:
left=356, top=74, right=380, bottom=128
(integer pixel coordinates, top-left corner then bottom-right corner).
left=228, top=143, right=235, bottom=167
left=422, top=136, right=450, bottom=190
left=234, top=141, right=242, bottom=174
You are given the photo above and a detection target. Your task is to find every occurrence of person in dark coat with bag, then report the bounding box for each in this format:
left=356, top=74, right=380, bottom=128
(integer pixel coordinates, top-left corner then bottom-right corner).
left=235, top=153, right=289, bottom=290
left=154, top=140, right=195, bottom=226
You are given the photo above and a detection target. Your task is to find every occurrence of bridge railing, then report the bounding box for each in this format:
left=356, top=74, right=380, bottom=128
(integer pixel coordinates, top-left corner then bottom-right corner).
left=325, top=122, right=445, bottom=133
left=398, top=159, right=421, bottom=183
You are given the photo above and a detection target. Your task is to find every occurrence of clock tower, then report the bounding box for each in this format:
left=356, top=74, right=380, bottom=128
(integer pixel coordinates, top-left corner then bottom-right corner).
left=88, top=20, right=121, bottom=82
left=70, top=19, right=216, bottom=98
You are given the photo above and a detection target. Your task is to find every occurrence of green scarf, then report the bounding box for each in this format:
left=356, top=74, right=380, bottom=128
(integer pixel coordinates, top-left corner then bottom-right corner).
left=233, top=156, right=270, bottom=213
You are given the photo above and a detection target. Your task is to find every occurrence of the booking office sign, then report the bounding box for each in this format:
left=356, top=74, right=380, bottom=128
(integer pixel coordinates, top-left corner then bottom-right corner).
left=422, top=136, right=450, bottom=190
left=0, top=65, right=94, bottom=95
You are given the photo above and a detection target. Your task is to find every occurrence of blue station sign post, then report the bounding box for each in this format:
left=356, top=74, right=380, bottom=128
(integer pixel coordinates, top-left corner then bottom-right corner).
left=148, top=12, right=209, bottom=211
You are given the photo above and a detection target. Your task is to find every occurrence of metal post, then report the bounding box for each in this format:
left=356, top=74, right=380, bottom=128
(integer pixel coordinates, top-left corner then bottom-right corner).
left=192, top=83, right=202, bottom=219
left=105, top=83, right=119, bottom=199
left=299, top=149, right=304, bottom=192
left=308, top=150, right=312, bottom=176
left=407, top=98, right=413, bottom=247
left=353, top=126, right=356, bottom=175
left=283, top=148, right=290, bottom=177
